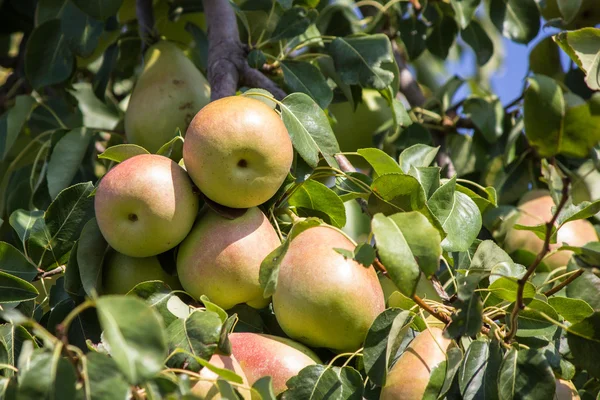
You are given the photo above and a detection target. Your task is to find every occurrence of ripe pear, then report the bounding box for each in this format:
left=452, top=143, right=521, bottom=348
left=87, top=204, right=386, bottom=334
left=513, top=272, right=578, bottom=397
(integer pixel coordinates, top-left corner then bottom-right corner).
left=125, top=41, right=210, bottom=153
left=380, top=327, right=452, bottom=400
left=183, top=96, right=293, bottom=208
left=554, top=379, right=580, bottom=400
left=191, top=353, right=251, bottom=400
left=102, top=250, right=182, bottom=295
left=176, top=207, right=279, bottom=309
left=272, top=225, right=385, bottom=352
left=95, top=154, right=199, bottom=257
left=229, top=332, right=321, bottom=395
left=504, top=190, right=598, bottom=270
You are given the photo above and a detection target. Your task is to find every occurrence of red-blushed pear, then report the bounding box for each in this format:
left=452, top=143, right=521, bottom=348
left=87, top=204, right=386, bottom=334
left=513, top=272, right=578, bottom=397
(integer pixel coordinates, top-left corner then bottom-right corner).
left=191, top=353, right=251, bottom=400
left=229, top=332, right=321, bottom=395
left=380, top=327, right=452, bottom=400
left=272, top=225, right=385, bottom=352
left=95, top=154, right=199, bottom=258
left=555, top=379, right=580, bottom=400
left=102, top=250, right=182, bottom=295
left=176, top=207, right=279, bottom=310
left=183, top=96, right=293, bottom=209
left=125, top=40, right=211, bottom=153
left=503, top=190, right=598, bottom=270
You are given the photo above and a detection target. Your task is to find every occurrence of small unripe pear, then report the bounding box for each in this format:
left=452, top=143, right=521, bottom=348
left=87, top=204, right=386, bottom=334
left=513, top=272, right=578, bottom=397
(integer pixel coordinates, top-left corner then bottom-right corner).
left=176, top=207, right=279, bottom=309
left=380, top=327, right=451, bottom=400
left=95, top=154, right=199, bottom=257
left=183, top=96, right=293, bottom=209
left=229, top=332, right=321, bottom=395
left=273, top=225, right=385, bottom=352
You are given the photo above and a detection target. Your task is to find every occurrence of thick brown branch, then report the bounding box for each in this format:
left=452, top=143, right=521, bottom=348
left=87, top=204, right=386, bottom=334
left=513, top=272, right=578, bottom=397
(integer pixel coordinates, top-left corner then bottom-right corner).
left=543, top=268, right=584, bottom=297
left=136, top=0, right=157, bottom=48
left=203, top=0, right=285, bottom=100
left=505, top=177, right=570, bottom=342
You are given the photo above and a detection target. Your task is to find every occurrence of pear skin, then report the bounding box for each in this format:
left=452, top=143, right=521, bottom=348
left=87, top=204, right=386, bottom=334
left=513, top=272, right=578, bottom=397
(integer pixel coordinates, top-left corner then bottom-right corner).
left=272, top=225, right=385, bottom=352
left=176, top=207, right=279, bottom=310
left=554, top=379, right=580, bottom=400
left=125, top=41, right=210, bottom=153
left=95, top=154, right=199, bottom=257
left=191, top=353, right=251, bottom=400
left=183, top=96, right=293, bottom=209
left=380, top=327, right=451, bottom=400
left=229, top=332, right=320, bottom=395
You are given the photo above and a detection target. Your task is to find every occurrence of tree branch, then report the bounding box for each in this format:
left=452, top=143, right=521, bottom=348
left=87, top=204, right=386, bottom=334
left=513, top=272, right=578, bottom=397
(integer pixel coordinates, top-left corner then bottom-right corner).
left=136, top=0, right=157, bottom=49
left=505, top=177, right=570, bottom=342
left=543, top=268, right=584, bottom=297
left=203, top=0, right=285, bottom=100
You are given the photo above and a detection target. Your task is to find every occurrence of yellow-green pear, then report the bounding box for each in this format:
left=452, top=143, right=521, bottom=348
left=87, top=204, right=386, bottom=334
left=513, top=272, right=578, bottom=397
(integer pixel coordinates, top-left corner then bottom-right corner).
left=95, top=154, right=199, bottom=257
left=229, top=332, right=321, bottom=395
left=102, top=250, right=182, bottom=295
left=380, top=327, right=452, bottom=399
left=504, top=190, right=597, bottom=270
left=191, top=353, right=251, bottom=400
left=273, top=225, right=385, bottom=352
left=176, top=207, right=280, bottom=310
left=125, top=41, right=210, bottom=153
left=183, top=96, right=293, bottom=209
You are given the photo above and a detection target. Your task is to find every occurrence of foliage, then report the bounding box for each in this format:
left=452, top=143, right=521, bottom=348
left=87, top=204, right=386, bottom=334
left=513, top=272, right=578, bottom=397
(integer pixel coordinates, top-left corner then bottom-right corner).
left=0, top=0, right=600, bottom=399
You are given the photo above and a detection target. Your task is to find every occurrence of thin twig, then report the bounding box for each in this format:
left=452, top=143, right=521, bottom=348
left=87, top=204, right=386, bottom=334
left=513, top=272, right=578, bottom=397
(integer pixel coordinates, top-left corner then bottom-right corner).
left=543, top=268, right=584, bottom=297
left=505, top=177, right=570, bottom=342
left=33, top=265, right=65, bottom=281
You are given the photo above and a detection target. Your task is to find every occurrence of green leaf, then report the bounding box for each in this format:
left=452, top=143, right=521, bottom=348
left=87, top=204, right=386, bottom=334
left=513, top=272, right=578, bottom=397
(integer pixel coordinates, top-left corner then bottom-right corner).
left=77, top=218, right=107, bottom=297
left=17, top=349, right=78, bottom=400
left=329, top=34, right=395, bottom=90
left=27, top=182, right=95, bottom=270
left=25, top=19, right=74, bottom=89
left=512, top=299, right=559, bottom=338
left=398, top=144, right=439, bottom=173
left=523, top=75, right=565, bottom=158
left=554, top=28, right=600, bottom=85
left=567, top=312, right=600, bottom=378
left=407, top=166, right=440, bottom=199
left=281, top=61, right=333, bottom=109
left=451, top=0, right=481, bottom=28
left=166, top=310, right=222, bottom=371
left=47, top=127, right=94, bottom=199
left=368, top=173, right=427, bottom=215
left=94, top=42, right=119, bottom=100
left=561, top=100, right=600, bottom=158
left=558, top=0, right=583, bottom=22
left=428, top=177, right=482, bottom=252
left=566, top=262, right=600, bottom=310
left=438, top=347, right=464, bottom=399
left=0, top=95, right=37, bottom=161
left=0, top=242, right=37, bottom=281
left=548, top=297, right=594, bottom=324
left=372, top=214, right=420, bottom=297
left=363, top=308, right=412, bottom=386
left=388, top=212, right=442, bottom=277
left=557, top=200, right=600, bottom=225
left=498, top=348, right=556, bottom=400
left=252, top=376, right=277, bottom=400
left=96, top=295, right=168, bottom=384
left=0, top=324, right=37, bottom=376
left=270, top=7, right=316, bottom=42
left=490, top=0, right=540, bottom=44
left=288, top=179, right=346, bottom=228
left=458, top=339, right=502, bottom=400
left=446, top=294, right=484, bottom=338
left=280, top=92, right=340, bottom=168
left=463, top=97, right=504, bottom=143
left=284, top=365, right=364, bottom=399
left=488, top=277, right=536, bottom=302
left=71, top=82, right=121, bottom=130
left=529, top=36, right=564, bottom=79
left=353, top=243, right=376, bottom=267
left=0, top=271, right=38, bottom=303
left=397, top=17, right=427, bottom=60
left=422, top=360, right=446, bottom=400
left=156, top=133, right=184, bottom=162
left=98, top=144, right=150, bottom=162
left=461, top=20, right=494, bottom=66
left=426, top=15, right=459, bottom=59
left=71, top=0, right=123, bottom=20
left=85, top=352, right=131, bottom=400
left=357, top=148, right=403, bottom=176
left=131, top=282, right=190, bottom=326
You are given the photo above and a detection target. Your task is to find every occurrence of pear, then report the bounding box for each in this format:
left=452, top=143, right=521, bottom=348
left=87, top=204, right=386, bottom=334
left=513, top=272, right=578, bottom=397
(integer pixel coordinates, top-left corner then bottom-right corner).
left=125, top=41, right=210, bottom=153
left=504, top=190, right=597, bottom=269
left=229, top=333, right=320, bottom=395
left=554, top=379, right=580, bottom=400
left=176, top=207, right=280, bottom=310
left=183, top=96, right=293, bottom=208
left=95, top=154, right=199, bottom=257
left=102, top=250, right=182, bottom=295
left=272, top=225, right=385, bottom=352
left=191, top=353, right=251, bottom=400
left=380, top=327, right=452, bottom=399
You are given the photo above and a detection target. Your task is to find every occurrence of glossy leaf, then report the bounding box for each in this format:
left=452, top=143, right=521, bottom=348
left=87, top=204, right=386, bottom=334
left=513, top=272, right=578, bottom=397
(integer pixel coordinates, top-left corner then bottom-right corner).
left=458, top=339, right=502, bottom=400
left=0, top=96, right=37, bottom=162
left=567, top=312, right=600, bottom=378
left=0, top=242, right=37, bottom=281
left=461, top=20, right=494, bottom=66
left=288, top=179, right=346, bottom=228
left=398, top=144, right=439, bottom=173
left=463, top=97, right=504, bottom=144
left=0, top=272, right=38, bottom=303
left=490, top=0, right=540, bottom=44
left=498, top=348, right=556, bottom=400
left=85, top=352, right=131, bottom=400
left=281, top=61, right=333, bottom=109
left=284, top=364, right=364, bottom=400
left=71, top=0, right=123, bottom=20
left=357, top=148, right=403, bottom=176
